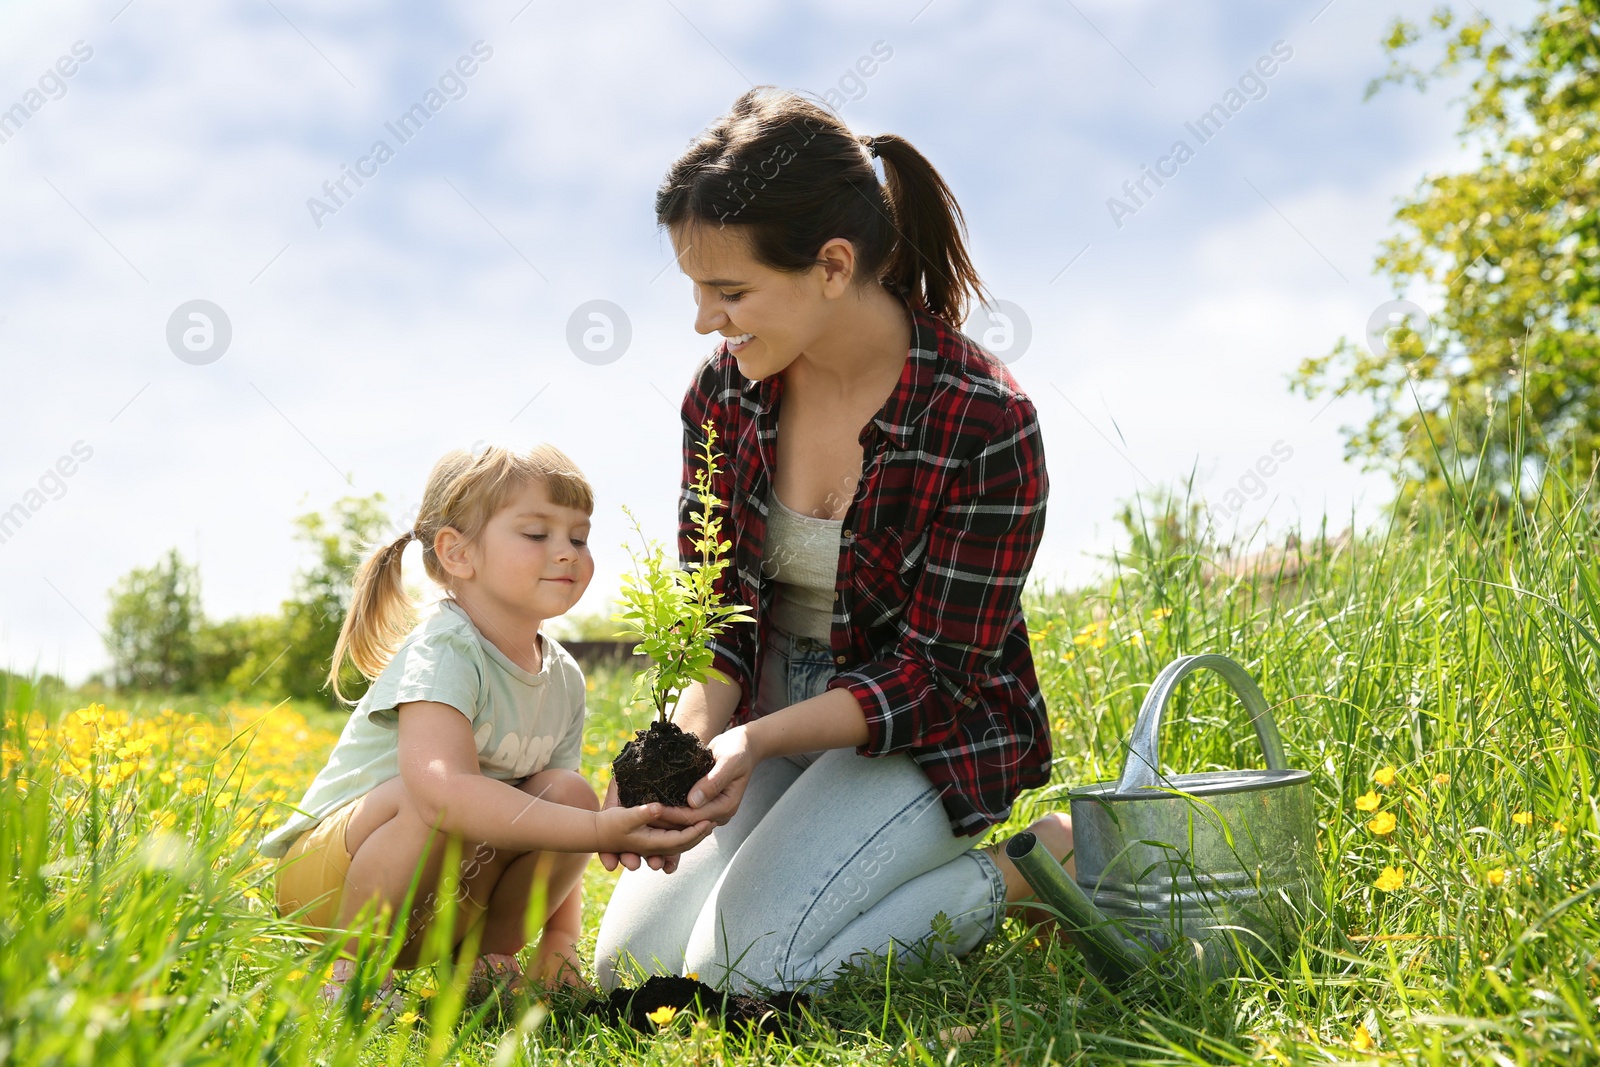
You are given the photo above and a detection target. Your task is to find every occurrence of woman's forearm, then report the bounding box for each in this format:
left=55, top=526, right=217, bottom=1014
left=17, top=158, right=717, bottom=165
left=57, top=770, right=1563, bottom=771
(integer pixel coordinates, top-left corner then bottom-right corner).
left=671, top=669, right=743, bottom=743
left=744, top=686, right=869, bottom=760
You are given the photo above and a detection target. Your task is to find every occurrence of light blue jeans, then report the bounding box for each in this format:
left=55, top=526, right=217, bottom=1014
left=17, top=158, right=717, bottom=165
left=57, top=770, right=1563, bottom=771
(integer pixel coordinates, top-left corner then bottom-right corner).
left=594, top=627, right=1010, bottom=995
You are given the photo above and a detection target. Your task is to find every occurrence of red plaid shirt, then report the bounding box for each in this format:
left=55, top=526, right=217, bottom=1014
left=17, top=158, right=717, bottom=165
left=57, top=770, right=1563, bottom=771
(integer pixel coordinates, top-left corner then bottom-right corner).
left=677, top=303, right=1052, bottom=838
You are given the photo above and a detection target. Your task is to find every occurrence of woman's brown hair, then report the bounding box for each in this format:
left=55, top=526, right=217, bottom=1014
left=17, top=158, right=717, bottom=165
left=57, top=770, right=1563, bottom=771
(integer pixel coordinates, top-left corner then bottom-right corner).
left=326, top=443, right=593, bottom=705
left=655, top=86, right=989, bottom=324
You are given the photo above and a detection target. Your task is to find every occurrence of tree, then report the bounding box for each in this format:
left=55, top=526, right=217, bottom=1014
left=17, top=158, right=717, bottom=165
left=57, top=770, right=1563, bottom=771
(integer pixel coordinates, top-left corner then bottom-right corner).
left=193, top=613, right=282, bottom=693
left=100, top=495, right=396, bottom=700
left=232, top=495, right=393, bottom=701
left=104, top=548, right=201, bottom=690
left=1293, top=1, right=1600, bottom=504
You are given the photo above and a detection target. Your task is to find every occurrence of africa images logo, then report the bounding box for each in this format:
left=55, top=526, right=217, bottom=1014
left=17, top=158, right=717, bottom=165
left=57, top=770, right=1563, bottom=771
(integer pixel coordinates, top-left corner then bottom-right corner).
left=306, top=41, right=494, bottom=229
left=1106, top=40, right=1293, bottom=229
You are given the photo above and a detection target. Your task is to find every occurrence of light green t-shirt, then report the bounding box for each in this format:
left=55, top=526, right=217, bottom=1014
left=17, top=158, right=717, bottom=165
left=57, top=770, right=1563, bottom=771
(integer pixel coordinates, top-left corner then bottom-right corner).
left=258, top=598, right=586, bottom=859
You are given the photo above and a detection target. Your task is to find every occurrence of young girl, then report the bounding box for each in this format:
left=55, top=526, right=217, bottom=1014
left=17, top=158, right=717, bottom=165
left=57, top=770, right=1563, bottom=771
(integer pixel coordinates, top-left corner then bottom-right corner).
left=258, top=443, right=714, bottom=1008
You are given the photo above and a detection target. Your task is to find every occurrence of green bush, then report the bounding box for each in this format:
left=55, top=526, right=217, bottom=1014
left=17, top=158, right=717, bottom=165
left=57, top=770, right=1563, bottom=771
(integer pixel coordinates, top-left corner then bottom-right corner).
left=99, top=495, right=392, bottom=704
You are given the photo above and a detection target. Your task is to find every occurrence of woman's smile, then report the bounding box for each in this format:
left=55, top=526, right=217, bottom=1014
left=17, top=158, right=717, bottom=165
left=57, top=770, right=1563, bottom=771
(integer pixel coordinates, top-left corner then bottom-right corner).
left=726, top=332, right=754, bottom=353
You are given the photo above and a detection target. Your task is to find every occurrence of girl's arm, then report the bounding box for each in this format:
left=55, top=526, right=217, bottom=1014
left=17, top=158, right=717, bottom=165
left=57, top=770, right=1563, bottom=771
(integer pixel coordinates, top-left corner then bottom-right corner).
left=397, top=700, right=713, bottom=856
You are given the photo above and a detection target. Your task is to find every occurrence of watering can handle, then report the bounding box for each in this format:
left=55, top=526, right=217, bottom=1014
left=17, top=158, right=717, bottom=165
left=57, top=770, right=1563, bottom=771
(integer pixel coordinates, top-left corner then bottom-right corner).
left=1115, top=653, right=1288, bottom=793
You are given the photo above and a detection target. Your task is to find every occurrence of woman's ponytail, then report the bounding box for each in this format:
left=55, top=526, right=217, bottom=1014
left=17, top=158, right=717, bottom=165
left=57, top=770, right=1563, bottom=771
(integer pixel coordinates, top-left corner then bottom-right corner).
left=866, top=133, right=990, bottom=325
left=327, top=530, right=417, bottom=706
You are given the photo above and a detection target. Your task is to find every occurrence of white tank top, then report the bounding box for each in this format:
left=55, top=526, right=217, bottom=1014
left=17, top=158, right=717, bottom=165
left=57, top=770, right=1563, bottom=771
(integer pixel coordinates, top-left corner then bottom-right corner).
left=765, top=488, right=843, bottom=641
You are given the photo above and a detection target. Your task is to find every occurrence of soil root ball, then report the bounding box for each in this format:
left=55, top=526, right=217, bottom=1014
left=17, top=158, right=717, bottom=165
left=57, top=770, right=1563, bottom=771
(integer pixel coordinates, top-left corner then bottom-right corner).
left=611, top=719, right=716, bottom=808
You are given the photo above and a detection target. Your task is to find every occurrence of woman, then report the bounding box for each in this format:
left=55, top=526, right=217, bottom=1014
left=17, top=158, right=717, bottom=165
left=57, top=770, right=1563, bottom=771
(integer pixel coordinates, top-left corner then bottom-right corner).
left=593, top=87, right=1073, bottom=995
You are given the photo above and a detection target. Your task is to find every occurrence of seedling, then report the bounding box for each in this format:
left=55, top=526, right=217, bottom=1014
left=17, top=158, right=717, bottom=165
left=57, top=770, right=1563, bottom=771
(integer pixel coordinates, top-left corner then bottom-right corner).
left=609, top=423, right=754, bottom=807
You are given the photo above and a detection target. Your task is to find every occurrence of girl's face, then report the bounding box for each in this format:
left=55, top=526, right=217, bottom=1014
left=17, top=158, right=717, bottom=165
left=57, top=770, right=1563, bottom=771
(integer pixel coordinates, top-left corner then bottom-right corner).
left=671, top=221, right=845, bottom=381
left=449, top=479, right=594, bottom=623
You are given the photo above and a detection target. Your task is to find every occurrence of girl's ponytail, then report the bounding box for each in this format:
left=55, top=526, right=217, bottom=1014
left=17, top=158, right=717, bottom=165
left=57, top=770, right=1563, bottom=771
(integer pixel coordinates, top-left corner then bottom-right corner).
left=327, top=531, right=416, bottom=706
left=865, top=133, right=989, bottom=325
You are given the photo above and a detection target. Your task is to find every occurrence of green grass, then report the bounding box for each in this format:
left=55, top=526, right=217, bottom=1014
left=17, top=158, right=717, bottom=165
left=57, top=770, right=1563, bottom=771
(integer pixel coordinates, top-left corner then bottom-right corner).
left=2, top=469, right=1597, bottom=1065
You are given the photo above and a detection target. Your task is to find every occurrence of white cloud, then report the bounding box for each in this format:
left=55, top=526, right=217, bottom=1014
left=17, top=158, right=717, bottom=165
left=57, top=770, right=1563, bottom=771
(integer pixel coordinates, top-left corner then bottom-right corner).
left=0, top=0, right=1541, bottom=681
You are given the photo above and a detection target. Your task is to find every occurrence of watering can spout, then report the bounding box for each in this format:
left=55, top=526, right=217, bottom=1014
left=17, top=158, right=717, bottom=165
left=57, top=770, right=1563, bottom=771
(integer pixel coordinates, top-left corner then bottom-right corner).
left=1005, top=830, right=1156, bottom=982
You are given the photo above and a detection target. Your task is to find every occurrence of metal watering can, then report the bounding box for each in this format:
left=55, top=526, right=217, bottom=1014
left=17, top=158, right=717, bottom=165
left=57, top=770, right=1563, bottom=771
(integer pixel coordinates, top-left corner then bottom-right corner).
left=1006, top=653, right=1318, bottom=982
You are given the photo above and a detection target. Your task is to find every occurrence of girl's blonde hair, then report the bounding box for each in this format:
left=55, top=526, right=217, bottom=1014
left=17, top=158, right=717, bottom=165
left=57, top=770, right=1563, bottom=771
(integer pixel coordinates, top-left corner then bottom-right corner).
left=328, top=442, right=594, bottom=705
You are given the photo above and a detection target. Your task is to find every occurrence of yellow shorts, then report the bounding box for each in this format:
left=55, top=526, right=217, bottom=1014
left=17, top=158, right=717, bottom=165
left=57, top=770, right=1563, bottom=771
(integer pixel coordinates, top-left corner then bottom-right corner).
left=274, top=795, right=488, bottom=939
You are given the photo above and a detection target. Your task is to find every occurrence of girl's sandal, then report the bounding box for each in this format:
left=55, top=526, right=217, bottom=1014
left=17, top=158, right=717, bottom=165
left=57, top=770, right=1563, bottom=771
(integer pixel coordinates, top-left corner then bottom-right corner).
left=464, top=952, right=523, bottom=1010
left=316, top=958, right=400, bottom=1020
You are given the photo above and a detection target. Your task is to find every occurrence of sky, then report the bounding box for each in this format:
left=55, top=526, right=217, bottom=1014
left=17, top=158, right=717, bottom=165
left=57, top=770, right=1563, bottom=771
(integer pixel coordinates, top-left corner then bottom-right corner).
left=0, top=0, right=1536, bottom=684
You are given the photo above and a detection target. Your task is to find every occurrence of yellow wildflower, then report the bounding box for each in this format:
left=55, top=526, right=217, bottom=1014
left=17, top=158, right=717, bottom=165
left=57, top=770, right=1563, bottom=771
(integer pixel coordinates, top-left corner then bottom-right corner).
left=1432, top=773, right=1450, bottom=786
left=1352, top=1024, right=1374, bottom=1051
left=1355, top=791, right=1380, bottom=813
left=1552, top=820, right=1567, bottom=834
left=1485, top=868, right=1506, bottom=887
left=158, top=770, right=177, bottom=785
left=1512, top=811, right=1533, bottom=827
left=1367, top=811, right=1396, bottom=836
left=181, top=779, right=207, bottom=797
left=116, top=737, right=154, bottom=759
left=685, top=972, right=698, bottom=981
left=1373, top=866, right=1404, bottom=892
left=1373, top=766, right=1396, bottom=787
left=647, top=1004, right=678, bottom=1027
left=1150, top=607, right=1174, bottom=620
left=397, top=1011, right=420, bottom=1025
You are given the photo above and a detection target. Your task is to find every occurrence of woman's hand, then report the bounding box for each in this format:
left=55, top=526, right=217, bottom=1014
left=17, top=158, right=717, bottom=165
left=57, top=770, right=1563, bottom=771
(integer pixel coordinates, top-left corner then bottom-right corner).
left=594, top=798, right=714, bottom=860
left=662, top=724, right=761, bottom=829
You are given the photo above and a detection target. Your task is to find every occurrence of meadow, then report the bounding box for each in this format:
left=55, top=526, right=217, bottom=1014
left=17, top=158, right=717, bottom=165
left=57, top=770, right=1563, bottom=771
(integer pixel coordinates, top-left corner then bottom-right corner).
left=2, top=474, right=1596, bottom=1065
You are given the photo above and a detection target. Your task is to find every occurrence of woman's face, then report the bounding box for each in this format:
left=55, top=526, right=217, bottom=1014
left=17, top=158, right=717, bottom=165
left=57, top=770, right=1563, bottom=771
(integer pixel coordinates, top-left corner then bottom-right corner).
left=671, top=221, right=840, bottom=381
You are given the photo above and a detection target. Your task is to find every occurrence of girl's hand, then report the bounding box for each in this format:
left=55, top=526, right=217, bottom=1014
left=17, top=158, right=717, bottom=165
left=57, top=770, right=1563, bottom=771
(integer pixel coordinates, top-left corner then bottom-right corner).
left=601, top=780, right=672, bottom=870
left=596, top=801, right=714, bottom=859
left=596, top=780, right=643, bottom=873
left=666, top=724, right=760, bottom=829
left=595, top=780, right=710, bottom=874
left=597, top=780, right=688, bottom=874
